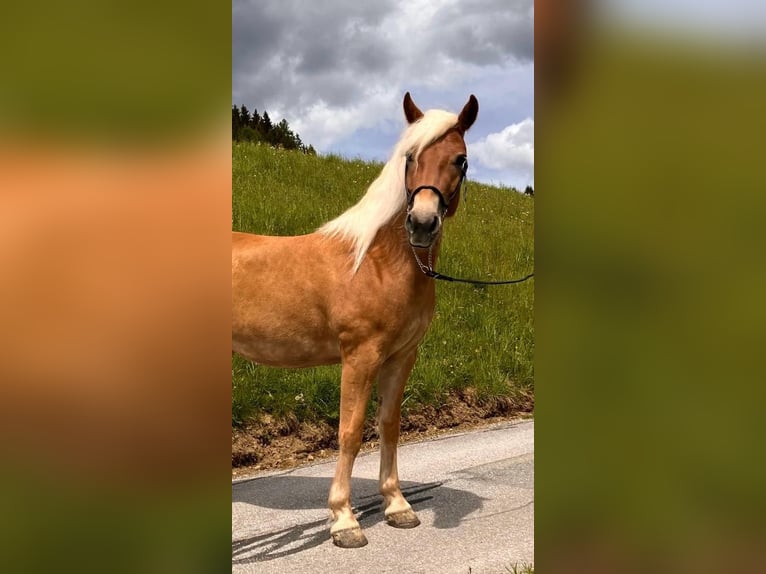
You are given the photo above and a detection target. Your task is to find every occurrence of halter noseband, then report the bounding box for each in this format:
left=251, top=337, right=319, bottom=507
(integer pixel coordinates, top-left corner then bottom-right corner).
left=405, top=154, right=468, bottom=216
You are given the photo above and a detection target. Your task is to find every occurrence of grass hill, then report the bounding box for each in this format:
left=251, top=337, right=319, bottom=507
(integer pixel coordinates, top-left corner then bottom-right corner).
left=232, top=142, right=534, bottom=434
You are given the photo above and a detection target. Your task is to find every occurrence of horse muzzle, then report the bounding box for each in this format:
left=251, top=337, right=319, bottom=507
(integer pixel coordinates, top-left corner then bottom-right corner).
left=405, top=212, right=441, bottom=247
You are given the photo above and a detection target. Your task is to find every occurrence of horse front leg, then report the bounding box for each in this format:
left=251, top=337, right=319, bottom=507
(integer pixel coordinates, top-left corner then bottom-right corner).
left=327, top=345, right=380, bottom=548
left=377, top=348, right=421, bottom=529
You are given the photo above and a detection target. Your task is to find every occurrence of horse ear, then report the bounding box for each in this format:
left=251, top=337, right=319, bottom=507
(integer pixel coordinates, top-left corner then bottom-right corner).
left=403, top=92, right=424, bottom=124
left=457, top=95, right=479, bottom=133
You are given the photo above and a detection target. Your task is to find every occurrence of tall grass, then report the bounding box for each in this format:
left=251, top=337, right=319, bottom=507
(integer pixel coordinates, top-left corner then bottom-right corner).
left=232, top=142, right=533, bottom=426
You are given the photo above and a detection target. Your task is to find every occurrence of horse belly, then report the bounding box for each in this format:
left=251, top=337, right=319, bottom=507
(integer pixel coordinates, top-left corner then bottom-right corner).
left=233, top=327, right=340, bottom=368
left=232, top=233, right=343, bottom=367
left=232, top=293, right=341, bottom=367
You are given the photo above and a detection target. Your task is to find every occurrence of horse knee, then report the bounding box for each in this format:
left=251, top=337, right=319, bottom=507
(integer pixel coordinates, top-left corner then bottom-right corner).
left=378, top=408, right=396, bottom=426
left=338, top=428, right=363, bottom=454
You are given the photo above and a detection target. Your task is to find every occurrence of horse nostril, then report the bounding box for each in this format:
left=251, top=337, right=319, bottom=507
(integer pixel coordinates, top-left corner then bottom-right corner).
left=405, top=214, right=414, bottom=232
left=428, top=216, right=439, bottom=233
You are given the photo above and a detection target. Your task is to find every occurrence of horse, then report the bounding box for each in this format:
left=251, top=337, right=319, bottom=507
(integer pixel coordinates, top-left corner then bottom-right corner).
left=232, top=92, right=478, bottom=548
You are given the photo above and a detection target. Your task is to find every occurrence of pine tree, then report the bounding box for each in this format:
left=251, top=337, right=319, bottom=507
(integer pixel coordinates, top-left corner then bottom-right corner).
left=239, top=105, right=251, bottom=127
left=232, top=104, right=315, bottom=153
left=261, top=111, right=273, bottom=140
left=275, top=118, right=300, bottom=149
left=238, top=126, right=255, bottom=142
left=232, top=106, right=241, bottom=140
left=250, top=109, right=261, bottom=131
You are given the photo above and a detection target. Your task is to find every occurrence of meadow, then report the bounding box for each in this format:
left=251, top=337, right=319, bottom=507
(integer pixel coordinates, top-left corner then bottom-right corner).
left=232, top=142, right=534, bottom=428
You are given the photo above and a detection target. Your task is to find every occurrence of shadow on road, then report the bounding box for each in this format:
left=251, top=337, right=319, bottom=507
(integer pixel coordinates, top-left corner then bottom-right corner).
left=232, top=476, right=485, bottom=563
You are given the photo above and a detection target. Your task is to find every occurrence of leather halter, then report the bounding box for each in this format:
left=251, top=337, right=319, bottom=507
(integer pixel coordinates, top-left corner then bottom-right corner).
left=404, top=154, right=468, bottom=215
left=403, top=153, right=536, bottom=286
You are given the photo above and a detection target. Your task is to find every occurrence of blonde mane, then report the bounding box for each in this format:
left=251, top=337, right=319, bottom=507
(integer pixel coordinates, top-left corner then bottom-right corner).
left=319, top=109, right=459, bottom=272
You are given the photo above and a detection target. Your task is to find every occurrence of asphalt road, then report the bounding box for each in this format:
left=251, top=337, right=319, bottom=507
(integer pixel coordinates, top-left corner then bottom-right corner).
left=232, top=419, right=534, bottom=573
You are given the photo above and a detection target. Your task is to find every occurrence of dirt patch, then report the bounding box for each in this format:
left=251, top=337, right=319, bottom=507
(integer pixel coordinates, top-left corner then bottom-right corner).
left=232, top=388, right=533, bottom=479
left=231, top=413, right=337, bottom=468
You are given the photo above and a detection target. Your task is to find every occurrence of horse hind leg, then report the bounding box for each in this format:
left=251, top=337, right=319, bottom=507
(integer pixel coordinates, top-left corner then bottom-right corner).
left=377, top=348, right=421, bottom=529
left=327, top=345, right=380, bottom=548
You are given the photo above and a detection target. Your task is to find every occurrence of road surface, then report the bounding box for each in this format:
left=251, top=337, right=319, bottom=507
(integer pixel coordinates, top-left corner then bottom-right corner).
left=232, top=419, right=533, bottom=573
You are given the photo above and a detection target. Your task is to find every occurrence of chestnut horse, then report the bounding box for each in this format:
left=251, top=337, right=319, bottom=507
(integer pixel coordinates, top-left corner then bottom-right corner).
left=232, top=93, right=478, bottom=548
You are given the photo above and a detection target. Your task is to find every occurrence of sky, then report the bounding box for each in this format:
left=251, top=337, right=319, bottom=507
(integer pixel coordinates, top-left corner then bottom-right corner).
left=232, top=0, right=534, bottom=190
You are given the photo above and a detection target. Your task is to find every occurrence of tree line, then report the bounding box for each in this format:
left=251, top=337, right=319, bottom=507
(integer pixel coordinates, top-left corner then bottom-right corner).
left=232, top=105, right=316, bottom=155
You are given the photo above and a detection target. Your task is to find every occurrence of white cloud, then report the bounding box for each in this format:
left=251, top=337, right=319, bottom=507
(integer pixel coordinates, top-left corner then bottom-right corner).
left=233, top=0, right=534, bottom=186
left=233, top=0, right=533, bottom=136
left=469, top=118, right=534, bottom=187
left=287, top=92, right=399, bottom=151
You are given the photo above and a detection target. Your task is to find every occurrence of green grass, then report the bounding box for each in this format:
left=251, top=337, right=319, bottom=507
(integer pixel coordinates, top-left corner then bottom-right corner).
left=232, top=142, right=533, bottom=427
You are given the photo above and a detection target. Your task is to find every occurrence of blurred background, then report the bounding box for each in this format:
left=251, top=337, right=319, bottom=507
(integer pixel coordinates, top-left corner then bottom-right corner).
left=536, top=0, right=766, bottom=572
left=0, top=2, right=232, bottom=572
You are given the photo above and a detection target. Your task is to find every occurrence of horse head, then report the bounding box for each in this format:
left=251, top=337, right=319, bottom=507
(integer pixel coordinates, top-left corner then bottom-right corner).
left=403, top=92, right=478, bottom=248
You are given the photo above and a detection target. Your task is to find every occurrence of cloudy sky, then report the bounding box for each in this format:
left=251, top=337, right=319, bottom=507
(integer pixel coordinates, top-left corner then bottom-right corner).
left=233, top=0, right=534, bottom=189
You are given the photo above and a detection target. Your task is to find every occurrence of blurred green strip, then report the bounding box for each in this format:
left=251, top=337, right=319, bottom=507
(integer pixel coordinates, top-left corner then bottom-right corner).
left=537, top=28, right=766, bottom=571
left=0, top=1, right=230, bottom=139
left=0, top=2, right=232, bottom=573
left=0, top=471, right=229, bottom=574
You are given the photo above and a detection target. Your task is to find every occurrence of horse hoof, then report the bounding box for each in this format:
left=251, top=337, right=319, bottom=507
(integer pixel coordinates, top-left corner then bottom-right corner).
left=331, top=527, right=368, bottom=548
left=386, top=509, right=421, bottom=529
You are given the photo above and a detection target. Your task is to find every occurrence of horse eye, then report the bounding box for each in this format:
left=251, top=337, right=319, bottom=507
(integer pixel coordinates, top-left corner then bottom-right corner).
left=455, top=155, right=468, bottom=171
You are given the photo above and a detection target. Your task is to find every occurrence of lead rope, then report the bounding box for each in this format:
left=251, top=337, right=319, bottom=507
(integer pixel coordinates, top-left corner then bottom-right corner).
left=406, top=155, right=533, bottom=286
left=410, top=243, right=534, bottom=285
